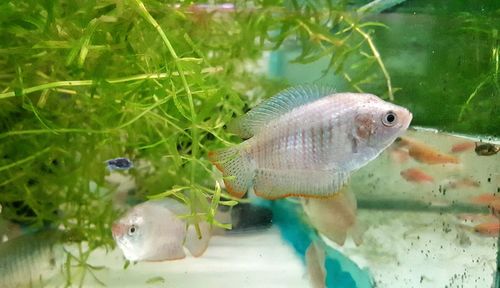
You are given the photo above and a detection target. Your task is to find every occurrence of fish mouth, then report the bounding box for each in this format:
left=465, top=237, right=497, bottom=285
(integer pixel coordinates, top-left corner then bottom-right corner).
left=112, top=223, right=125, bottom=238
left=405, top=111, right=413, bottom=128
left=398, top=109, right=413, bottom=130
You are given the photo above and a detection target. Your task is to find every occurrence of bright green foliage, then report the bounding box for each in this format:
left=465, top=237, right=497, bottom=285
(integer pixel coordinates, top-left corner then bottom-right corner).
left=0, top=0, right=391, bottom=284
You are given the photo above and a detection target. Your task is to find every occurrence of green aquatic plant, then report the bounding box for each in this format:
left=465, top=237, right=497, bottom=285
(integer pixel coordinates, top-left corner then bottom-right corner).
left=457, top=12, right=499, bottom=124
left=0, top=0, right=393, bottom=284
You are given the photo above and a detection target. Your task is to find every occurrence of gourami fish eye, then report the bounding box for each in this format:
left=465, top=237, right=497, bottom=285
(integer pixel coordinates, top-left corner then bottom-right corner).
left=382, top=111, right=397, bottom=127
left=128, top=225, right=137, bottom=236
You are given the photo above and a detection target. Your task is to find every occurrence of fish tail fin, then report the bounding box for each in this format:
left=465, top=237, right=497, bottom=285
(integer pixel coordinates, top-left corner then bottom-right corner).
left=208, top=146, right=254, bottom=198
left=185, top=222, right=211, bottom=257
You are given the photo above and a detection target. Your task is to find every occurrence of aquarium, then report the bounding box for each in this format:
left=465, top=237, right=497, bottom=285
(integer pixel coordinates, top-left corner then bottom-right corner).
left=0, top=0, right=499, bottom=287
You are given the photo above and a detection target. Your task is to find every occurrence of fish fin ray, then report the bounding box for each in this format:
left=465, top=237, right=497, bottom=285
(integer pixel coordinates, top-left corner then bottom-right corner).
left=253, top=168, right=348, bottom=199
left=306, top=243, right=327, bottom=288
left=208, top=146, right=254, bottom=198
left=230, top=85, right=336, bottom=138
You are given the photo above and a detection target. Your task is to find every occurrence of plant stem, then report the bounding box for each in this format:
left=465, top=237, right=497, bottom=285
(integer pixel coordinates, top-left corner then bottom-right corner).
left=353, top=26, right=394, bottom=101
left=131, top=0, right=202, bottom=236
left=0, top=68, right=222, bottom=100
left=458, top=75, right=491, bottom=121
left=0, top=128, right=108, bottom=139
left=0, top=147, right=51, bottom=172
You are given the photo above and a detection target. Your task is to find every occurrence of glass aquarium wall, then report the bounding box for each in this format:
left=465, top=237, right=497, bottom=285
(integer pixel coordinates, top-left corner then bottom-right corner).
left=0, top=0, right=498, bottom=287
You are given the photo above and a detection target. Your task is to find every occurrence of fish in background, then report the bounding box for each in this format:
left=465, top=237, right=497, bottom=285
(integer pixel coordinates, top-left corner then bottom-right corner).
left=210, top=85, right=412, bottom=199
left=105, top=157, right=134, bottom=171
left=467, top=193, right=500, bottom=234
left=112, top=198, right=219, bottom=262
left=441, top=177, right=480, bottom=190
left=450, top=141, right=476, bottom=153
left=456, top=213, right=500, bottom=237
left=0, top=230, right=65, bottom=288
left=301, top=187, right=364, bottom=246
left=396, top=137, right=460, bottom=165
left=269, top=199, right=373, bottom=288
left=472, top=221, right=500, bottom=236
left=400, top=167, right=434, bottom=183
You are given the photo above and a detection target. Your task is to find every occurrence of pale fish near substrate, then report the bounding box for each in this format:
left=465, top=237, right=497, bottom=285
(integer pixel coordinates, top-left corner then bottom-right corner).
left=112, top=198, right=217, bottom=262
left=0, top=230, right=65, bottom=288
left=210, top=85, right=412, bottom=199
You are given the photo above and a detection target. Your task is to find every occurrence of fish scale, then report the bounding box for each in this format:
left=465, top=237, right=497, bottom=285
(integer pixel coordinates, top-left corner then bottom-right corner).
left=209, top=85, right=412, bottom=199
left=253, top=103, right=335, bottom=170
left=0, top=231, right=64, bottom=288
left=257, top=104, right=351, bottom=170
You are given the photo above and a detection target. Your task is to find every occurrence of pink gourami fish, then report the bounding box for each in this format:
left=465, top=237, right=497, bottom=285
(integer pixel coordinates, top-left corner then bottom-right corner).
left=112, top=199, right=212, bottom=262
left=209, top=85, right=412, bottom=199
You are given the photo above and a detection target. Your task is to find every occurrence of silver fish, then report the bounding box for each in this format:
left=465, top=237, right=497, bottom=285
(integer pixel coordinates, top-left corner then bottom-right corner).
left=112, top=198, right=212, bottom=262
left=209, top=85, right=412, bottom=199
left=0, top=231, right=64, bottom=288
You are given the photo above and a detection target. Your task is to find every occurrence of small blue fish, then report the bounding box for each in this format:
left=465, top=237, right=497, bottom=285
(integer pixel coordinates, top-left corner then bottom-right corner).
left=105, top=157, right=133, bottom=171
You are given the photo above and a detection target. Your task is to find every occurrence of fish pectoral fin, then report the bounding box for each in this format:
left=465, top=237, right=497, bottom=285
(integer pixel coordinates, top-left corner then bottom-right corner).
left=229, top=85, right=336, bottom=138
left=253, top=168, right=349, bottom=199
left=184, top=222, right=211, bottom=257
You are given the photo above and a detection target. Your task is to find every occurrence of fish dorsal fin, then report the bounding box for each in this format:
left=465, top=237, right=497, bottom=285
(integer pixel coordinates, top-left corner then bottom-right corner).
left=230, top=85, right=336, bottom=138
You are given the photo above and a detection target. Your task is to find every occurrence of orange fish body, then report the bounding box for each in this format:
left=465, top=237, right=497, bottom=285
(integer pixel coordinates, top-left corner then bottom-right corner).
left=400, top=168, right=434, bottom=183
left=400, top=137, right=459, bottom=164
left=489, top=200, right=500, bottom=216
left=468, top=194, right=500, bottom=217
left=470, top=194, right=499, bottom=205
left=473, top=221, right=500, bottom=237
left=451, top=141, right=475, bottom=153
